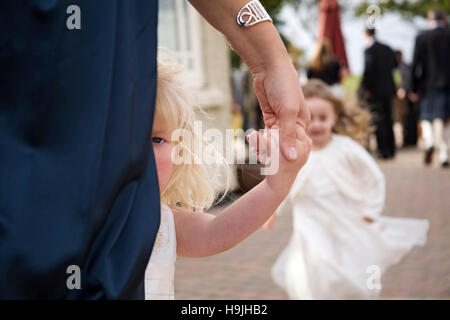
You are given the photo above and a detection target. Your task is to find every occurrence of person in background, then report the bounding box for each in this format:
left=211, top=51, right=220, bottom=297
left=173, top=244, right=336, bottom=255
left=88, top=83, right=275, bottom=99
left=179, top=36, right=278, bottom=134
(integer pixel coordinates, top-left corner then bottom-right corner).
left=359, top=28, right=397, bottom=159
left=411, top=8, right=450, bottom=167
left=395, top=50, right=419, bottom=147
left=307, top=39, right=346, bottom=97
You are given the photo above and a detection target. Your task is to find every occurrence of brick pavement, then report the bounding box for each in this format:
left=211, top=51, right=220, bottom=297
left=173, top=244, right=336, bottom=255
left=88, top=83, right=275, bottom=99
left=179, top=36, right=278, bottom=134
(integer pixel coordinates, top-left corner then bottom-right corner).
left=174, top=147, right=450, bottom=299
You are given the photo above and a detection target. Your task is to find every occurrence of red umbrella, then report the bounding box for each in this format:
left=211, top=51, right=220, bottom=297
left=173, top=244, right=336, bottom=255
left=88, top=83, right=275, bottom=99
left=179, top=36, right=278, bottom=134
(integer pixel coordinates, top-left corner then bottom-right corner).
left=317, top=0, right=349, bottom=70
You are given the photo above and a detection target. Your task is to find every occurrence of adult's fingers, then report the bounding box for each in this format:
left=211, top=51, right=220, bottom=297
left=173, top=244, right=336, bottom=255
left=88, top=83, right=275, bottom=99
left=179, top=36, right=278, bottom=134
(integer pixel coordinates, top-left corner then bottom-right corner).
left=279, top=86, right=310, bottom=161
left=279, top=104, right=300, bottom=161
left=297, top=88, right=310, bottom=132
left=295, top=121, right=312, bottom=161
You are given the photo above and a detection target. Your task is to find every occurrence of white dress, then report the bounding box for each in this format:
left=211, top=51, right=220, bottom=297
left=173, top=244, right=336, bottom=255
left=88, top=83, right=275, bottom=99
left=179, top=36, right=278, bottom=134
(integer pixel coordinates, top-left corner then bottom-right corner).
left=271, top=134, right=429, bottom=299
left=144, top=204, right=177, bottom=300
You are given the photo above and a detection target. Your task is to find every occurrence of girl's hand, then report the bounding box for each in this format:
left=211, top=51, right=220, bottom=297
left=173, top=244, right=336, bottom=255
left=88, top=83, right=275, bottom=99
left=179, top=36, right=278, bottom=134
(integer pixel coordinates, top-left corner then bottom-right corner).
left=246, top=123, right=311, bottom=197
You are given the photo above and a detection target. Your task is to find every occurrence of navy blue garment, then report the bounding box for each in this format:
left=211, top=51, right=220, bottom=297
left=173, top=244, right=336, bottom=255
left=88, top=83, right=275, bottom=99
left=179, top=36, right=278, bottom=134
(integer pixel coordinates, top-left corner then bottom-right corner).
left=420, top=90, right=450, bottom=121
left=0, top=0, right=160, bottom=299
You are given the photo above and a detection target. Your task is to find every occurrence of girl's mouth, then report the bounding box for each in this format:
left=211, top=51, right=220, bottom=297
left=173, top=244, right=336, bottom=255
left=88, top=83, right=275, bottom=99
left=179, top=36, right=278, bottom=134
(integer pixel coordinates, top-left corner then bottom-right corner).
left=309, top=130, right=324, bottom=136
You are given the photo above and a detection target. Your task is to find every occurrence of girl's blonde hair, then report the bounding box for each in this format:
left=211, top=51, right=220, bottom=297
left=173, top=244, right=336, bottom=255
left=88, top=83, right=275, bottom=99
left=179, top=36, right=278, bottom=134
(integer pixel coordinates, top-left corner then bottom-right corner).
left=302, top=79, right=373, bottom=144
left=155, top=57, right=228, bottom=212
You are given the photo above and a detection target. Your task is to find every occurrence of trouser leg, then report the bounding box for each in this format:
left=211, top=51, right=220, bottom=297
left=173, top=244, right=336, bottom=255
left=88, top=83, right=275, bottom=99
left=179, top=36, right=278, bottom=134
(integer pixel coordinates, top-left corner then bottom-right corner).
left=405, top=99, right=418, bottom=145
left=373, top=112, right=385, bottom=156
left=370, top=98, right=395, bottom=157
left=383, top=98, right=396, bottom=156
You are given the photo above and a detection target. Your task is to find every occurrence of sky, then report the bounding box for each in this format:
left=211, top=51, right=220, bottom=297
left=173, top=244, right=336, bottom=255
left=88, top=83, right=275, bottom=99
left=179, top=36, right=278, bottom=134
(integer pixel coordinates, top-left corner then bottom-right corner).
left=278, top=1, right=429, bottom=75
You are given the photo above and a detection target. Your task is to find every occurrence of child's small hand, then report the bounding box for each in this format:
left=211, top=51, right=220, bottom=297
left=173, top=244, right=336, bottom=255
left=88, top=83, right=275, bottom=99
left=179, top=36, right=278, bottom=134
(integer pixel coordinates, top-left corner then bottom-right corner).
left=247, top=123, right=311, bottom=197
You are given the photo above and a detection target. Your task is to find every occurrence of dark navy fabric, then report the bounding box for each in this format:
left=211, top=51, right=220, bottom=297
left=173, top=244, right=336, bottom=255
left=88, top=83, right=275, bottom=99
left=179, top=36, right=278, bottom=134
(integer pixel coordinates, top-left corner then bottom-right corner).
left=0, top=0, right=160, bottom=299
left=420, top=90, right=450, bottom=121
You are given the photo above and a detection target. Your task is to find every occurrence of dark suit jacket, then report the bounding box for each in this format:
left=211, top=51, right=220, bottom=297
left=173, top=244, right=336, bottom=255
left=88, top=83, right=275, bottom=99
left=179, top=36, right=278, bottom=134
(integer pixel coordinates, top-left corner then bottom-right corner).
left=399, top=62, right=412, bottom=92
left=411, top=27, right=450, bottom=93
left=0, top=0, right=160, bottom=299
left=360, top=41, right=397, bottom=100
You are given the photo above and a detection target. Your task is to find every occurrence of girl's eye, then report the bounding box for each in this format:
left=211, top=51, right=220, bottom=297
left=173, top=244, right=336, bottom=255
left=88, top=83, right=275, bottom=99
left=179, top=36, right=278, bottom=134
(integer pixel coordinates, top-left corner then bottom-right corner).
left=152, top=137, right=165, bottom=144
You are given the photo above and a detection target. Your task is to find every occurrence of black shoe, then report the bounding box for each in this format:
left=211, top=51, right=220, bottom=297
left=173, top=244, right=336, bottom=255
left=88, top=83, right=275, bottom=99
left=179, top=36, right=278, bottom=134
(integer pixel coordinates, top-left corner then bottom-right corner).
left=424, top=147, right=434, bottom=165
left=442, top=161, right=449, bottom=168
left=376, top=152, right=395, bottom=160
left=388, top=150, right=396, bottom=159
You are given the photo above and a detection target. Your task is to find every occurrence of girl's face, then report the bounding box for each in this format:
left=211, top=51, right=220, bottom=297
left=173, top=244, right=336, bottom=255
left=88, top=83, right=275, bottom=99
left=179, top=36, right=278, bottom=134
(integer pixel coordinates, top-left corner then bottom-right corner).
left=306, top=97, right=337, bottom=150
left=152, top=118, right=175, bottom=192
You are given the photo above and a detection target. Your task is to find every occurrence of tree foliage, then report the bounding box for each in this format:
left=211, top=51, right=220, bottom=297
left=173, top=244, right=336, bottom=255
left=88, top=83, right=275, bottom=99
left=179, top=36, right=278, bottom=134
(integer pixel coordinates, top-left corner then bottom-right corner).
left=261, top=0, right=302, bottom=24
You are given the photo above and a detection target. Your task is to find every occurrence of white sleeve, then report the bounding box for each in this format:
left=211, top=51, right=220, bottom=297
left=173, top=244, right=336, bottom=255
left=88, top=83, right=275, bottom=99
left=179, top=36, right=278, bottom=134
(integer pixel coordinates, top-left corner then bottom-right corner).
left=345, top=138, right=386, bottom=219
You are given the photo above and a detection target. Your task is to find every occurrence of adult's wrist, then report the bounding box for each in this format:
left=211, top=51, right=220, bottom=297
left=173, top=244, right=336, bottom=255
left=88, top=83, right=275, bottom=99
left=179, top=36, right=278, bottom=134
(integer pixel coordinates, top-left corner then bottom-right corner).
left=189, top=0, right=291, bottom=72
left=227, top=21, right=291, bottom=74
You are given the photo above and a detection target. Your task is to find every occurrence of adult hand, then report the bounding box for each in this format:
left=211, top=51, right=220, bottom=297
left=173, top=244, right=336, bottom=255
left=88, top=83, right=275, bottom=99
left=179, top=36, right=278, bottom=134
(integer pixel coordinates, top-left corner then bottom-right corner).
left=397, top=88, right=406, bottom=100
left=187, top=0, right=310, bottom=161
left=408, top=92, right=420, bottom=103
left=252, top=62, right=310, bottom=161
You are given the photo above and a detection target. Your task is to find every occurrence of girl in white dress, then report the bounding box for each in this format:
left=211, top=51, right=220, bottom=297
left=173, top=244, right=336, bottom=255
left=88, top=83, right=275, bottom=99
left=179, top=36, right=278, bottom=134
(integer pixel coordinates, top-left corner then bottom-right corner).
left=144, top=58, right=312, bottom=299
left=266, top=79, right=429, bottom=300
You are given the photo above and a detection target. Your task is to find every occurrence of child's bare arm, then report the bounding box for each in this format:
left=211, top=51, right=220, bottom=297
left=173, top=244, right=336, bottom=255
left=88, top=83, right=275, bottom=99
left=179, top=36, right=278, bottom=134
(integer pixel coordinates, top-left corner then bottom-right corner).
left=174, top=179, right=287, bottom=257
left=174, top=125, right=311, bottom=258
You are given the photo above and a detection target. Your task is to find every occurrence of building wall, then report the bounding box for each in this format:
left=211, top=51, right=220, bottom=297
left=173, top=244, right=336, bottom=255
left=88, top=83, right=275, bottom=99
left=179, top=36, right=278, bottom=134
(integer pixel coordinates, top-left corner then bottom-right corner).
left=197, top=20, right=232, bottom=132
left=197, top=19, right=238, bottom=192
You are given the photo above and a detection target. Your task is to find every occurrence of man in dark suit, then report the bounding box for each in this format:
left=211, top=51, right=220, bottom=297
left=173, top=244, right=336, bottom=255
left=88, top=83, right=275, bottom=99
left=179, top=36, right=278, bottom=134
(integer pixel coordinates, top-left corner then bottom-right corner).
left=395, top=50, right=419, bottom=147
left=411, top=9, right=450, bottom=167
left=360, top=28, right=397, bottom=159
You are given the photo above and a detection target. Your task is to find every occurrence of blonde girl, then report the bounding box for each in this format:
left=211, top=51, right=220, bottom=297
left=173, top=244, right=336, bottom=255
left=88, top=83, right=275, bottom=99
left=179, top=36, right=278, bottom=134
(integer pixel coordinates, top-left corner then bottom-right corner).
left=144, top=58, right=311, bottom=299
